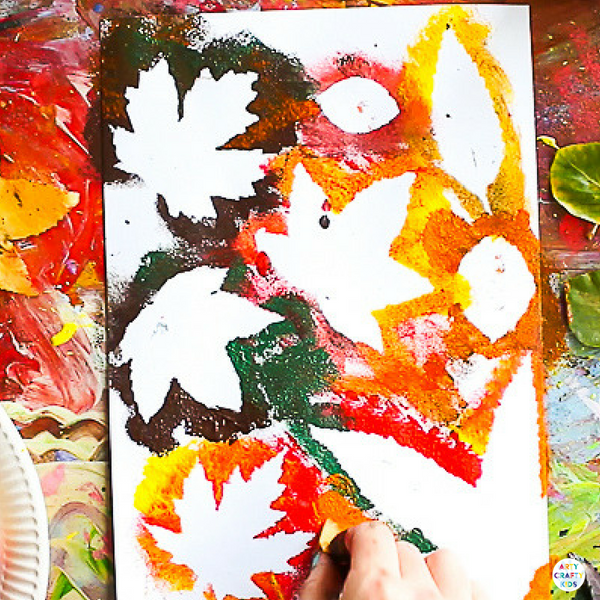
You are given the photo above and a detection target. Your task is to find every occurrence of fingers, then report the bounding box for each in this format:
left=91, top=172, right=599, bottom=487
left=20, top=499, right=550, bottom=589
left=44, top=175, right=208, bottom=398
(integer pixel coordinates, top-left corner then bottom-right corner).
left=298, top=553, right=343, bottom=600
left=345, top=521, right=401, bottom=580
left=396, top=540, right=436, bottom=583
left=302, top=523, right=483, bottom=600
left=426, top=548, right=471, bottom=600
left=343, top=522, right=401, bottom=600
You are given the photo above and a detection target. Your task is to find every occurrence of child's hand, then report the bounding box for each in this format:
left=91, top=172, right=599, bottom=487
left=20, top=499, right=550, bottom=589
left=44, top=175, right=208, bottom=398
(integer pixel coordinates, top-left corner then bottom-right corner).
left=299, top=521, right=487, bottom=600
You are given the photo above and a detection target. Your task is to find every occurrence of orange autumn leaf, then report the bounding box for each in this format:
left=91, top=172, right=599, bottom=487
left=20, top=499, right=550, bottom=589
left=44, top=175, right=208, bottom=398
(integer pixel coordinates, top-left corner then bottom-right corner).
left=0, top=178, right=79, bottom=241
left=0, top=249, right=37, bottom=296
left=0, top=177, right=79, bottom=295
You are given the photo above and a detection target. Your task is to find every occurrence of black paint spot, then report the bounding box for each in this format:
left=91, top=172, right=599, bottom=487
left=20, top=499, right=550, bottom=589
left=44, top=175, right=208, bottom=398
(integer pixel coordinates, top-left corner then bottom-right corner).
left=319, top=215, right=330, bottom=229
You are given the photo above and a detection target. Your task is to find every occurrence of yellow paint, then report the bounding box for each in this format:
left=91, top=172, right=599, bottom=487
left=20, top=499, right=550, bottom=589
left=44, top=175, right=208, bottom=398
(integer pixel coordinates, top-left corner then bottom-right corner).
left=51, top=322, right=80, bottom=346
left=0, top=178, right=79, bottom=296
left=0, top=249, right=37, bottom=295
left=0, top=178, right=79, bottom=240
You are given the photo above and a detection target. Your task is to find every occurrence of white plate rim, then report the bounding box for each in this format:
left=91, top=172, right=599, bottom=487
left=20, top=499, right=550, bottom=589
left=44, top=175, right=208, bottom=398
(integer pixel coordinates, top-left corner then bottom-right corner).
left=0, top=405, right=49, bottom=600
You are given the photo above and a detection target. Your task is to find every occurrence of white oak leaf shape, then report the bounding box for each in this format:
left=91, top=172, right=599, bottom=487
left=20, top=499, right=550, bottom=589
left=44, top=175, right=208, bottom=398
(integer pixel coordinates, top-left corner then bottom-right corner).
left=148, top=453, right=312, bottom=600
left=113, top=58, right=267, bottom=220
left=255, top=165, right=433, bottom=351
left=116, top=267, right=283, bottom=421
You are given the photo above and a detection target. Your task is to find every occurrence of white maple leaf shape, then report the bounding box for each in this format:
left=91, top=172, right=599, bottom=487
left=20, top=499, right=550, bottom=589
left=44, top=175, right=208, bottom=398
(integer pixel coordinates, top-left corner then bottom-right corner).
left=116, top=267, right=283, bottom=422
left=148, top=453, right=312, bottom=600
left=255, top=165, right=433, bottom=351
left=112, top=58, right=268, bottom=220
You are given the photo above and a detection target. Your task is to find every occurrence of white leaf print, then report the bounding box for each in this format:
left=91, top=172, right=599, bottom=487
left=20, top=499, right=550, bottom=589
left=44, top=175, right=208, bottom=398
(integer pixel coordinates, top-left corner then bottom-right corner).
left=458, top=236, right=535, bottom=343
left=113, top=58, right=268, bottom=220
left=148, top=453, right=312, bottom=600
left=431, top=30, right=504, bottom=207
left=316, top=77, right=400, bottom=134
left=116, top=267, right=284, bottom=421
left=255, top=165, right=433, bottom=351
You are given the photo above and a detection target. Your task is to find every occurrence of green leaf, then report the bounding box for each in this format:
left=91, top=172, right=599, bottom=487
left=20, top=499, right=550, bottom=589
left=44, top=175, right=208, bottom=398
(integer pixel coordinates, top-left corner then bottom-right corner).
left=566, top=270, right=600, bottom=347
left=49, top=570, right=88, bottom=600
left=550, top=142, right=600, bottom=223
left=566, top=332, right=600, bottom=358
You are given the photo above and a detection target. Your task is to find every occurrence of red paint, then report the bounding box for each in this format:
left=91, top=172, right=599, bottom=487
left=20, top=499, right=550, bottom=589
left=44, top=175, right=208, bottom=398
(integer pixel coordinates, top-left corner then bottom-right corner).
left=265, top=448, right=325, bottom=535
left=339, top=392, right=482, bottom=485
left=300, top=57, right=422, bottom=161
left=551, top=25, right=600, bottom=142
left=0, top=38, right=103, bottom=293
left=0, top=292, right=98, bottom=412
left=558, top=213, right=591, bottom=251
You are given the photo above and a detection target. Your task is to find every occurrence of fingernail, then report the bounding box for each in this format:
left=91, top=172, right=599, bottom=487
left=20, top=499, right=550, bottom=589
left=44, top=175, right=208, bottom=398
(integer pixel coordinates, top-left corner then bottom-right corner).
left=311, top=551, right=321, bottom=569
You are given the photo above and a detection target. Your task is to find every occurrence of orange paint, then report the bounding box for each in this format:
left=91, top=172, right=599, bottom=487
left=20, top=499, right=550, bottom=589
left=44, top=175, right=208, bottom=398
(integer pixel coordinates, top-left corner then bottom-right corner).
left=197, top=438, right=278, bottom=507
left=138, top=524, right=196, bottom=592
left=0, top=249, right=37, bottom=296
left=135, top=444, right=199, bottom=533
left=523, top=561, right=552, bottom=600
left=316, top=490, right=368, bottom=531
left=0, top=177, right=79, bottom=241
left=135, top=435, right=369, bottom=595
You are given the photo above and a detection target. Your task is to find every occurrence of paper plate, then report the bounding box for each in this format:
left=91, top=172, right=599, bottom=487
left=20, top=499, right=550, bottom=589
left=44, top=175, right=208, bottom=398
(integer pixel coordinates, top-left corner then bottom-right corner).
left=0, top=406, right=49, bottom=600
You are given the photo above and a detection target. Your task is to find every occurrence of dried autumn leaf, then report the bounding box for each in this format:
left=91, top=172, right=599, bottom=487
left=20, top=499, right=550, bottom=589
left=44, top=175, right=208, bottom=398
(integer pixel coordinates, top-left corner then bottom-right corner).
left=550, top=143, right=600, bottom=223
left=0, top=178, right=79, bottom=241
left=0, top=250, right=37, bottom=296
left=0, top=178, right=79, bottom=295
left=566, top=270, right=600, bottom=348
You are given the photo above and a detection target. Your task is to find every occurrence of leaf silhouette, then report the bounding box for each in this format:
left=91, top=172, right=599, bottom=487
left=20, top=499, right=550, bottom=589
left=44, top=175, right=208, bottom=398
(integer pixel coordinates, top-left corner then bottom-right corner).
left=431, top=29, right=503, bottom=205
left=256, top=165, right=433, bottom=351
left=148, top=453, right=312, bottom=600
left=316, top=77, right=400, bottom=134
left=117, top=266, right=283, bottom=421
left=113, top=58, right=268, bottom=221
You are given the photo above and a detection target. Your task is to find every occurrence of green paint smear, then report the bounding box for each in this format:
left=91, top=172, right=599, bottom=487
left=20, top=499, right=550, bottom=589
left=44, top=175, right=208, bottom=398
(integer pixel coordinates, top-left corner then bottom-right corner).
left=50, top=570, right=88, bottom=600
left=228, top=305, right=337, bottom=424
left=227, top=297, right=436, bottom=552
left=132, top=249, right=190, bottom=291
left=401, top=528, right=438, bottom=553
